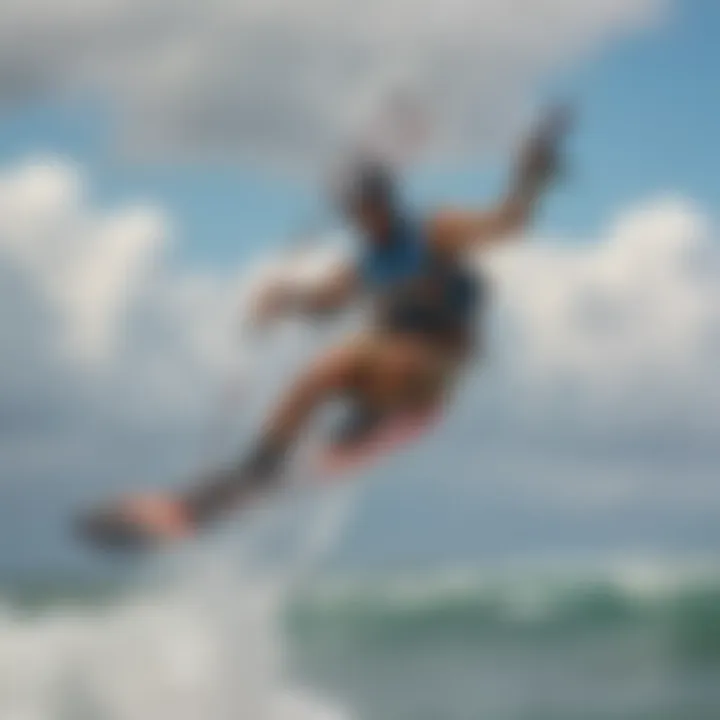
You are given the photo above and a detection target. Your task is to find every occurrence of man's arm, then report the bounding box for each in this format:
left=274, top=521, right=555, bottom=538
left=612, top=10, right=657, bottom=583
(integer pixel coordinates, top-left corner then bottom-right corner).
left=429, top=106, right=571, bottom=257
left=252, top=262, right=359, bottom=326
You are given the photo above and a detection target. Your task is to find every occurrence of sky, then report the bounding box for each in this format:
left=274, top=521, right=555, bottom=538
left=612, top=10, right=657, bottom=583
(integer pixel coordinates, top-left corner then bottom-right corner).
left=0, top=0, right=717, bottom=576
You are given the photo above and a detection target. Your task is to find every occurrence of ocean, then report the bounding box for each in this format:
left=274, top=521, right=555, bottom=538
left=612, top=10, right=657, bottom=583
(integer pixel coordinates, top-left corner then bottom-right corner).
left=1, top=560, right=720, bottom=720
left=290, top=566, right=720, bottom=720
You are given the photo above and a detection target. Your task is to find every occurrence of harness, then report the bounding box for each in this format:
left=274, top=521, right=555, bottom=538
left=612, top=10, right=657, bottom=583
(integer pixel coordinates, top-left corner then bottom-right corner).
left=359, top=218, right=482, bottom=343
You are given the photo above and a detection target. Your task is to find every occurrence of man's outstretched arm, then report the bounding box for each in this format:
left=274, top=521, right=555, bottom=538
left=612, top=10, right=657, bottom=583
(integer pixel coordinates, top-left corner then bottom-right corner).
left=252, top=262, right=359, bottom=327
left=429, top=105, right=572, bottom=257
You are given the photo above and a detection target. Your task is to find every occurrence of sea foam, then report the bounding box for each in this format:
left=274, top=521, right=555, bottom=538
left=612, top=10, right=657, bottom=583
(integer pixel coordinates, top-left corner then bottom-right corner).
left=0, top=488, right=356, bottom=720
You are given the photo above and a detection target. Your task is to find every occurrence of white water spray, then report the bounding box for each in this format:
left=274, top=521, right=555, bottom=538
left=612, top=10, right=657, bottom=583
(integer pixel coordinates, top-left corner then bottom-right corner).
left=0, top=252, right=361, bottom=719
left=0, top=485, right=357, bottom=720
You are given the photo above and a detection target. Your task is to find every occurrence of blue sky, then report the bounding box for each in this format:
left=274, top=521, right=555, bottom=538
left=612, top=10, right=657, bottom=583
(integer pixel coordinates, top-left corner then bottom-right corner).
left=0, top=0, right=718, bottom=575
left=410, top=0, right=720, bottom=238
left=0, top=0, right=717, bottom=264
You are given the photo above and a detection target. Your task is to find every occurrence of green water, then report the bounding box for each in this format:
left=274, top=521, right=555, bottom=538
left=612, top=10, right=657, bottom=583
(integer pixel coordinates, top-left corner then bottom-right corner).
left=287, top=575, right=720, bottom=720
left=2, top=568, right=720, bottom=719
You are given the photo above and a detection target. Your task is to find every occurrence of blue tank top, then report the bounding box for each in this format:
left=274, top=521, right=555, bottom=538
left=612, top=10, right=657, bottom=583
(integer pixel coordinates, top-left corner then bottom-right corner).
left=358, top=218, right=480, bottom=337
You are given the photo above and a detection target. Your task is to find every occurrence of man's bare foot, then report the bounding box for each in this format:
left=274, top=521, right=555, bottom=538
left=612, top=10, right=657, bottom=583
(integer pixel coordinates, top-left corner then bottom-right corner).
left=76, top=493, right=195, bottom=552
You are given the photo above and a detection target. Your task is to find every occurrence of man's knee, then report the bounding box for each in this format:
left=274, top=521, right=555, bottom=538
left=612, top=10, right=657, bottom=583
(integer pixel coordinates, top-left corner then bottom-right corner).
left=383, top=341, right=434, bottom=387
left=304, top=343, right=367, bottom=394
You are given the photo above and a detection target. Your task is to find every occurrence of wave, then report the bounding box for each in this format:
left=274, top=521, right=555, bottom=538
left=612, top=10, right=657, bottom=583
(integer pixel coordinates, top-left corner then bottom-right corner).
left=3, top=554, right=720, bottom=719
left=290, top=559, right=720, bottom=651
left=0, top=490, right=358, bottom=720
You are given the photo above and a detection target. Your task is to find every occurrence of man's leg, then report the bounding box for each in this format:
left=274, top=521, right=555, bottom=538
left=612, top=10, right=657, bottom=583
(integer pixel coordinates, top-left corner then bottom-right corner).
left=361, top=333, right=463, bottom=411
left=183, top=341, right=367, bottom=524
left=78, top=340, right=373, bottom=550
left=324, top=334, right=464, bottom=459
left=78, top=334, right=458, bottom=551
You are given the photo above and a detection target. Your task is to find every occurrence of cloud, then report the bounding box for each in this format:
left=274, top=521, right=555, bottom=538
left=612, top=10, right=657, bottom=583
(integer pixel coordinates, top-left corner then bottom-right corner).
left=0, top=155, right=717, bottom=569
left=0, top=157, right=346, bottom=576
left=0, top=160, right=166, bottom=362
left=0, top=0, right=664, bottom=164
left=488, top=198, right=719, bottom=425
left=416, top=197, right=720, bottom=533
left=0, top=158, right=243, bottom=505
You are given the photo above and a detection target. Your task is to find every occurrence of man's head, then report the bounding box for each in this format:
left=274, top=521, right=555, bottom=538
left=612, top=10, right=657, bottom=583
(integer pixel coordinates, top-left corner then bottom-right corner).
left=340, top=160, right=398, bottom=242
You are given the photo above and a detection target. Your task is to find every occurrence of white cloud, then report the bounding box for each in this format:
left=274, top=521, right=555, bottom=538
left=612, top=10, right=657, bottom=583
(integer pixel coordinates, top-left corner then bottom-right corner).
left=419, top=197, right=720, bottom=529
left=0, top=155, right=717, bottom=568
left=0, top=158, right=244, bottom=508
left=0, top=0, right=664, bottom=163
left=0, top=156, right=343, bottom=510
left=487, top=198, right=720, bottom=424
left=0, top=160, right=166, bottom=362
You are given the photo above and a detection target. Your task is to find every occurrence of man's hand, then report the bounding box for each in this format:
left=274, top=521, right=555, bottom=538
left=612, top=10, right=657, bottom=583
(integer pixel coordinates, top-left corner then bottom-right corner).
left=250, top=280, right=298, bottom=329
left=429, top=104, right=574, bottom=257
left=249, top=264, right=358, bottom=328
left=513, top=103, right=573, bottom=202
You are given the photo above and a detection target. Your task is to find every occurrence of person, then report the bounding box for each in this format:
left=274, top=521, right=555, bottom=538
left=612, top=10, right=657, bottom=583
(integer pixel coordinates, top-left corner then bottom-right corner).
left=79, top=106, right=571, bottom=551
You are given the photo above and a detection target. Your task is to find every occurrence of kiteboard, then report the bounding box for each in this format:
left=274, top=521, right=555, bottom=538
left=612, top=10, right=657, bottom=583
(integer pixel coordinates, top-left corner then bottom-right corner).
left=76, top=407, right=440, bottom=553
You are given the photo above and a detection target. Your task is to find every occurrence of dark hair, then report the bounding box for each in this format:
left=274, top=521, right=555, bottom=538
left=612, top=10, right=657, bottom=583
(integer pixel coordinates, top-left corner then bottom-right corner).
left=341, top=159, right=396, bottom=213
